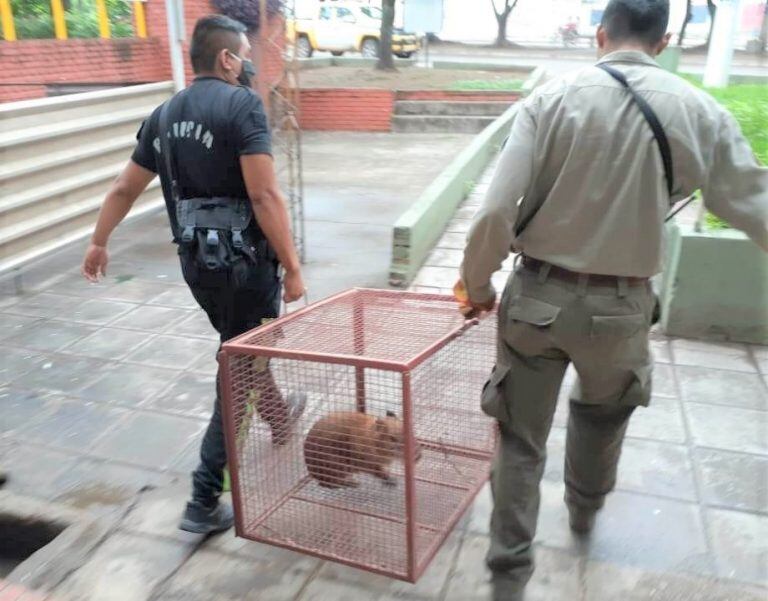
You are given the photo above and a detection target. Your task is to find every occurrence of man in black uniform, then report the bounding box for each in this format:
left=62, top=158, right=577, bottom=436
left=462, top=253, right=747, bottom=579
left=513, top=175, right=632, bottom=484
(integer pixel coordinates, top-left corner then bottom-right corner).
left=82, top=15, right=305, bottom=534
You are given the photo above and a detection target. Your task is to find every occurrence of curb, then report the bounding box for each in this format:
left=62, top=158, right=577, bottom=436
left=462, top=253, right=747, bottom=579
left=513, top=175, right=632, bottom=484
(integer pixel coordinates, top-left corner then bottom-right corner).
left=388, top=66, right=549, bottom=287
left=388, top=102, right=519, bottom=287
left=298, top=56, right=417, bottom=69
left=432, top=60, right=535, bottom=73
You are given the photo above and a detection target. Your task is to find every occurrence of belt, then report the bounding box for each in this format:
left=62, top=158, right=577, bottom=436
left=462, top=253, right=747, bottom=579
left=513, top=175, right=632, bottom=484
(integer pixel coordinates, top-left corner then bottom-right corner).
left=520, top=256, right=648, bottom=287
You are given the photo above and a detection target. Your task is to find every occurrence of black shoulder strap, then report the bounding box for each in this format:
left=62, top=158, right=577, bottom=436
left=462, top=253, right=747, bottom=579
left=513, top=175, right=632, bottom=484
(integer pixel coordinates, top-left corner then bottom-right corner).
left=596, top=63, right=674, bottom=198
left=158, top=93, right=182, bottom=203
left=513, top=64, right=682, bottom=239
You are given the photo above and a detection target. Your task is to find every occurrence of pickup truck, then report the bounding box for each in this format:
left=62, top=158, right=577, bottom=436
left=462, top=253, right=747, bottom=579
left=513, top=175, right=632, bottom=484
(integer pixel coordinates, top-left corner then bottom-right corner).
left=289, top=2, right=420, bottom=59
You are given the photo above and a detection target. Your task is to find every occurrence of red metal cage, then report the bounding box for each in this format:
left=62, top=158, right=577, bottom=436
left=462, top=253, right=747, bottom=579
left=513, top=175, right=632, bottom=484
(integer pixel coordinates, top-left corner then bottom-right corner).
left=219, top=288, right=497, bottom=582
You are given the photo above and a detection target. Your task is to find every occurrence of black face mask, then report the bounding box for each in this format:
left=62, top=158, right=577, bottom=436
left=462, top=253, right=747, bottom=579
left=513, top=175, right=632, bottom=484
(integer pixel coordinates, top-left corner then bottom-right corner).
left=237, top=59, right=257, bottom=87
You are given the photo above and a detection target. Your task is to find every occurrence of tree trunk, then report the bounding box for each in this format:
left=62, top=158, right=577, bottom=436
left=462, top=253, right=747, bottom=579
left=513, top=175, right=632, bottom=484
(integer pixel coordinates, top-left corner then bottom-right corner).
left=494, top=12, right=509, bottom=47
left=706, top=0, right=717, bottom=47
left=759, top=1, right=768, bottom=53
left=678, top=0, right=692, bottom=46
left=377, top=0, right=396, bottom=71
left=490, top=0, right=518, bottom=48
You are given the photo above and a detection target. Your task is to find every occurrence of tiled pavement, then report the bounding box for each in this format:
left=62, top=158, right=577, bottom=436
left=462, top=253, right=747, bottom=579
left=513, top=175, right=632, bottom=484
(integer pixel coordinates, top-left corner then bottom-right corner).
left=0, top=131, right=474, bottom=519
left=0, top=580, right=48, bottom=601
left=1, top=151, right=766, bottom=600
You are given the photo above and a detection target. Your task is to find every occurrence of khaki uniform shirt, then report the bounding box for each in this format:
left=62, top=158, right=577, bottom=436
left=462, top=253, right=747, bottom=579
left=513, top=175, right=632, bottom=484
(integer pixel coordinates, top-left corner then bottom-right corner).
left=461, top=50, right=768, bottom=304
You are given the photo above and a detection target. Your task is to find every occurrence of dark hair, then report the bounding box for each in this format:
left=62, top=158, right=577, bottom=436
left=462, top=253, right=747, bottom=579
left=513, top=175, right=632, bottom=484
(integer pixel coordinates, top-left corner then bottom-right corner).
left=601, top=0, right=670, bottom=46
left=190, top=14, right=247, bottom=74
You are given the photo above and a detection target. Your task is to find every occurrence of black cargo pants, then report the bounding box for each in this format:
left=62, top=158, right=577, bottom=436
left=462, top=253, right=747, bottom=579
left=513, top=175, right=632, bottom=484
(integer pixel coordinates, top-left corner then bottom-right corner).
left=181, top=251, right=282, bottom=508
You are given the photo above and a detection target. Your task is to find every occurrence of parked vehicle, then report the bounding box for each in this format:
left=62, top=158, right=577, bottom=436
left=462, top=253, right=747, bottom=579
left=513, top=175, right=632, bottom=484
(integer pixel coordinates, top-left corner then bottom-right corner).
left=288, top=2, right=420, bottom=59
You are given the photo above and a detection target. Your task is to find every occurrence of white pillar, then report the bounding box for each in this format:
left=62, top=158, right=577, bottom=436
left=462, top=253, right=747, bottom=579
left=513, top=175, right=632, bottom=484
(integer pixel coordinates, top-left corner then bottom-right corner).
left=703, top=0, right=742, bottom=88
left=165, top=0, right=186, bottom=92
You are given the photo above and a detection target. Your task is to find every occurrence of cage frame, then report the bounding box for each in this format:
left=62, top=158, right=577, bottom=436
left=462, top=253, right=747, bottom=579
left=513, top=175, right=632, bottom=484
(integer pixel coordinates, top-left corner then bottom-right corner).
left=219, top=288, right=493, bottom=582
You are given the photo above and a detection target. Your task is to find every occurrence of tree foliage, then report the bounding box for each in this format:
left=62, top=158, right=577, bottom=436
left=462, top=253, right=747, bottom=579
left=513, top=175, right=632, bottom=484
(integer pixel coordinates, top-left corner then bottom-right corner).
left=211, top=0, right=284, bottom=31
left=6, top=0, right=132, bottom=40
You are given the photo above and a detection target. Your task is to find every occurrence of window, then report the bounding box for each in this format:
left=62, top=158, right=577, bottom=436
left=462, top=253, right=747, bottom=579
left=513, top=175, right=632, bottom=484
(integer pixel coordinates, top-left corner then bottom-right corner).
left=319, top=7, right=332, bottom=20
left=336, top=7, right=356, bottom=23
left=361, top=7, right=383, bottom=20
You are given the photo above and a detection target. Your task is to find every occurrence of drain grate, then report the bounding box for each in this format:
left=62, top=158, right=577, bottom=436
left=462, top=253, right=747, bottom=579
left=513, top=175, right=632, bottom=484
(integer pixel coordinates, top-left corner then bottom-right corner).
left=0, top=513, right=67, bottom=578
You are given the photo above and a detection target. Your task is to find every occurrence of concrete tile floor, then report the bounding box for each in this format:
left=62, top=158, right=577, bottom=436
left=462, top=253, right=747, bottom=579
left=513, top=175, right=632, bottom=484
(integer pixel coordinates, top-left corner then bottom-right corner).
left=1, top=136, right=766, bottom=600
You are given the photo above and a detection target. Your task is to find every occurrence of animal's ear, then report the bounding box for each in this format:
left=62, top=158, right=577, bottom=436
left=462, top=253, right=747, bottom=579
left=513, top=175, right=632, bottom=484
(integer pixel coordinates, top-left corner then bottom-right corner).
left=386, top=410, right=397, bottom=418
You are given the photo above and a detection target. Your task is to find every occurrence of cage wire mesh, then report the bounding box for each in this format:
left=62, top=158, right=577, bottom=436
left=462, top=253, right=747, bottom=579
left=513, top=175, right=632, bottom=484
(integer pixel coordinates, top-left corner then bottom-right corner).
left=220, top=289, right=497, bottom=581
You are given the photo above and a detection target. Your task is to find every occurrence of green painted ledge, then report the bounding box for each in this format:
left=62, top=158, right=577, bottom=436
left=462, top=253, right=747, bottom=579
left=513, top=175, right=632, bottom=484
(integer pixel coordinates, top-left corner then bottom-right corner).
left=432, top=60, right=535, bottom=74
left=660, top=223, right=768, bottom=344
left=389, top=102, right=521, bottom=286
left=388, top=66, right=548, bottom=287
left=298, top=56, right=417, bottom=69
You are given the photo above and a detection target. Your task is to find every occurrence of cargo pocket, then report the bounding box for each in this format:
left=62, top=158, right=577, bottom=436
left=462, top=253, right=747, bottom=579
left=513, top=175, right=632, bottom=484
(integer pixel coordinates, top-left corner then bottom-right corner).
left=622, top=362, right=654, bottom=407
left=507, top=296, right=561, bottom=326
left=590, top=314, right=646, bottom=338
left=481, top=364, right=512, bottom=424
left=503, top=296, right=561, bottom=351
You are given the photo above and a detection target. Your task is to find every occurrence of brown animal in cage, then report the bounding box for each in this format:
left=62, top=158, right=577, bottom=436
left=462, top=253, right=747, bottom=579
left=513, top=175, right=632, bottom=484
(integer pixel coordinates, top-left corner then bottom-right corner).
left=304, top=411, right=421, bottom=488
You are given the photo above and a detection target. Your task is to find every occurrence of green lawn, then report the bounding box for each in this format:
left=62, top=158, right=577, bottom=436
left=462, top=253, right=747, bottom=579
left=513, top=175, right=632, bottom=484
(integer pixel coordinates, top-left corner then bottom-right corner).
left=684, top=77, right=768, bottom=230
left=701, top=86, right=768, bottom=164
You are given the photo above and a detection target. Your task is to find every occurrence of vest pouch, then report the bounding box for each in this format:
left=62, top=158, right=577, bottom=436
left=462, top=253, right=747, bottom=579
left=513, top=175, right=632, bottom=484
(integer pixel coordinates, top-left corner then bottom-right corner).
left=176, top=197, right=256, bottom=288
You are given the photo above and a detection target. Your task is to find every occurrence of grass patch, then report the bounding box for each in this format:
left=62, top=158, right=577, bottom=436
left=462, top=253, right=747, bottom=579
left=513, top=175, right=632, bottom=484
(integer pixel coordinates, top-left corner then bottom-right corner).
left=682, top=78, right=768, bottom=230
left=699, top=86, right=768, bottom=164
left=449, top=79, right=524, bottom=92
left=704, top=211, right=729, bottom=231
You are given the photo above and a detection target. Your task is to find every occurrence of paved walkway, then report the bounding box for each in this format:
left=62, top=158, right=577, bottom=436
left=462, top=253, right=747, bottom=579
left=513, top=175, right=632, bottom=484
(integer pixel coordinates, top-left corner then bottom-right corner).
left=0, top=130, right=473, bottom=514
left=1, top=143, right=766, bottom=601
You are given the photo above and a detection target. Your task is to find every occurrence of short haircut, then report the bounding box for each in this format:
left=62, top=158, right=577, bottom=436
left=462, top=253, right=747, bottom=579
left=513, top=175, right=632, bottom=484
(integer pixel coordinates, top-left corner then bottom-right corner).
left=190, top=15, right=247, bottom=73
left=601, top=0, right=670, bottom=46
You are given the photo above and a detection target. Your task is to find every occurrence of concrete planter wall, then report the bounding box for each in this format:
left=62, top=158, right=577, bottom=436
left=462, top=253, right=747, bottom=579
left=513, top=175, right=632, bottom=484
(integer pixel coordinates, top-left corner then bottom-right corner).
left=660, top=223, right=768, bottom=344
left=388, top=67, right=547, bottom=287
left=298, top=56, right=416, bottom=69
left=656, top=46, right=681, bottom=72
left=297, top=89, right=522, bottom=132
left=388, top=103, right=520, bottom=286
left=298, top=88, right=395, bottom=131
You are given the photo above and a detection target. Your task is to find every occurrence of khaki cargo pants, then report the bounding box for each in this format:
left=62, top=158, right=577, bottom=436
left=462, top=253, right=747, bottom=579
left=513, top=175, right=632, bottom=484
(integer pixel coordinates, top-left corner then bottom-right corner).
left=482, top=262, right=655, bottom=585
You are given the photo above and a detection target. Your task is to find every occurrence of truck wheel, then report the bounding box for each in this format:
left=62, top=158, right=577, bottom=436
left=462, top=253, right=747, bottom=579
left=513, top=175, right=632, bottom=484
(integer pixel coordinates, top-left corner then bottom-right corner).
left=297, top=36, right=313, bottom=58
left=361, top=38, right=379, bottom=58
left=331, top=51, right=344, bottom=57
left=395, top=52, right=413, bottom=59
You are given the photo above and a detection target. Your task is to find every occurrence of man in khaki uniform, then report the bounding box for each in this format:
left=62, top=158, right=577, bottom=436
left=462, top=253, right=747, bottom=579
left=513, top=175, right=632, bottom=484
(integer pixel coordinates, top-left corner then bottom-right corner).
left=459, top=1, right=768, bottom=599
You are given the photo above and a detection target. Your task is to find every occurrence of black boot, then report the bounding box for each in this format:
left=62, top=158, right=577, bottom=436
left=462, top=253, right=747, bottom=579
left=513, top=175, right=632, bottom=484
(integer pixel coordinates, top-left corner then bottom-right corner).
left=179, top=501, right=234, bottom=535
left=492, top=573, right=526, bottom=601
left=567, top=503, right=597, bottom=535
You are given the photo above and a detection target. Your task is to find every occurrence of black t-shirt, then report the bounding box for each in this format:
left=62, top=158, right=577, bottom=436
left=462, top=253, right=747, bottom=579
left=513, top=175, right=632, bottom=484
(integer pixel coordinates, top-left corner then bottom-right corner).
left=131, top=77, right=271, bottom=238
